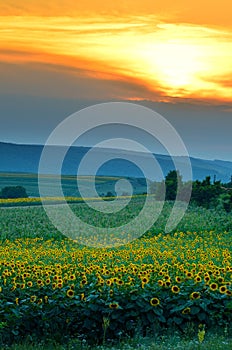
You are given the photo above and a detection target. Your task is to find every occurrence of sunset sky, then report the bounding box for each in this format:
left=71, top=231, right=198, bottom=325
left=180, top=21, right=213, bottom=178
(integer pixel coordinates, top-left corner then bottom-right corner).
left=0, top=1, right=232, bottom=160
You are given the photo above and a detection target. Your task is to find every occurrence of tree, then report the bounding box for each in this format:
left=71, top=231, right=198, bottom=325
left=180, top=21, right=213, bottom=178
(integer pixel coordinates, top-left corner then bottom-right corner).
left=165, top=170, right=183, bottom=200
left=150, top=170, right=183, bottom=201
left=191, top=177, right=223, bottom=209
left=217, top=191, right=232, bottom=212
left=0, top=186, right=28, bottom=199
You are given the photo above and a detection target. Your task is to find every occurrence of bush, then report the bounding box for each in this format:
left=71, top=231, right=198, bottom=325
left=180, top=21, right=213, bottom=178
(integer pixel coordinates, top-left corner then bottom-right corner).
left=0, top=186, right=28, bottom=199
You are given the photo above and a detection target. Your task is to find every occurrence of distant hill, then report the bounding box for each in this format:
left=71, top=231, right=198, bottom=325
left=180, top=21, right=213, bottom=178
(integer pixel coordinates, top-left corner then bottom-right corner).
left=0, top=142, right=232, bottom=183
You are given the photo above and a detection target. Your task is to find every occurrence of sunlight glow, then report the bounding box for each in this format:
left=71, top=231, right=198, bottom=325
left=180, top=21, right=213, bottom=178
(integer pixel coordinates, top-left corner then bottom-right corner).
left=0, top=15, right=232, bottom=102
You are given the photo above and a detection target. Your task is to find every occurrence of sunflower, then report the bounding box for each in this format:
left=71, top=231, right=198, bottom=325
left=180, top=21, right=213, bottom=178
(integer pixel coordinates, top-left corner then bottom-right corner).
left=27, top=281, right=33, bottom=287
left=175, top=276, right=181, bottom=283
left=70, top=284, right=75, bottom=290
left=209, top=283, right=218, bottom=291
left=219, top=285, right=227, bottom=294
left=186, top=272, right=193, bottom=279
left=190, top=292, right=201, bottom=300
left=116, top=279, right=124, bottom=286
left=226, top=290, right=232, bottom=296
left=217, top=277, right=224, bottom=283
left=30, top=295, right=37, bottom=303
left=109, top=302, right=119, bottom=309
left=194, top=276, right=202, bottom=283
left=66, top=289, right=75, bottom=298
left=150, top=297, right=160, bottom=307
left=204, top=276, right=210, bottom=283
left=158, top=280, right=164, bottom=286
left=171, top=285, right=180, bottom=294
left=141, top=277, right=149, bottom=284
left=182, top=307, right=191, bottom=314
left=165, top=281, right=171, bottom=287
left=10, top=285, right=16, bottom=291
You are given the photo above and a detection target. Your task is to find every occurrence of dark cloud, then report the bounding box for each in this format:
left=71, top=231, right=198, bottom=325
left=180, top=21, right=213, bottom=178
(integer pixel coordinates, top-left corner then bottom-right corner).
left=0, top=61, right=162, bottom=100
left=0, top=91, right=232, bottom=161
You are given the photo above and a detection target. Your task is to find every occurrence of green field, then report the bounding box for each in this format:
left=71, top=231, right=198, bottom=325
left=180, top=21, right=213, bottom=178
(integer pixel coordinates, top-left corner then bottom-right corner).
left=0, top=173, right=147, bottom=198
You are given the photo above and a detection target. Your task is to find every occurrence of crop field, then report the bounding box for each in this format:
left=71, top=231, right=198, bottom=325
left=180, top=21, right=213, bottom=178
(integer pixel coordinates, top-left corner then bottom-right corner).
left=0, top=173, right=147, bottom=199
left=0, top=200, right=231, bottom=347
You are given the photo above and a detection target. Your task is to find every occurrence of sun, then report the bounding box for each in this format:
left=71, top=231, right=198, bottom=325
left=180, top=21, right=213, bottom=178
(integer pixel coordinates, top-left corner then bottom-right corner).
left=140, top=41, right=203, bottom=91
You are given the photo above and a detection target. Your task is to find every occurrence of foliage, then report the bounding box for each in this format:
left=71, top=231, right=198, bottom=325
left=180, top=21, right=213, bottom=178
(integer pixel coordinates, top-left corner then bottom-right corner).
left=217, top=191, right=232, bottom=213
left=0, top=186, right=28, bottom=199
left=3, top=330, right=232, bottom=349
left=191, top=177, right=223, bottom=209
left=151, top=170, right=183, bottom=201
left=1, top=200, right=232, bottom=241
left=150, top=172, right=232, bottom=211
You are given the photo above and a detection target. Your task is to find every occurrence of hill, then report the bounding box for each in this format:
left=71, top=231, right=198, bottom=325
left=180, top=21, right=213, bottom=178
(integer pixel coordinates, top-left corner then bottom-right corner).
left=0, top=141, right=232, bottom=183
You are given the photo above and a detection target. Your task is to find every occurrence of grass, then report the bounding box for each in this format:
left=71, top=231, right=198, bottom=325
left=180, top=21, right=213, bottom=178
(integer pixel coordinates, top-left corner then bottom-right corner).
left=5, top=331, right=232, bottom=350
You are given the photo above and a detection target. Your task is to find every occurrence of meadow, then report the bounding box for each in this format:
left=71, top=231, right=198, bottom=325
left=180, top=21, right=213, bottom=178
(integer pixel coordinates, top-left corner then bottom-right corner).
left=0, top=199, right=231, bottom=348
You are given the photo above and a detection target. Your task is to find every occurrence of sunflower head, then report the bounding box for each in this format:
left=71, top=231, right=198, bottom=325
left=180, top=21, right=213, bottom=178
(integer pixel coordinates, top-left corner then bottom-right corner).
left=171, top=285, right=180, bottom=294
left=30, top=295, right=37, bottom=303
left=142, top=277, right=149, bottom=284
left=150, top=297, right=160, bottom=307
left=194, top=276, right=202, bottom=283
left=209, top=283, right=218, bottom=291
left=175, top=276, right=181, bottom=283
left=219, top=285, right=227, bottom=294
left=109, top=302, right=119, bottom=309
left=182, top=307, right=191, bottom=314
left=190, top=292, right=201, bottom=300
left=66, top=289, right=75, bottom=298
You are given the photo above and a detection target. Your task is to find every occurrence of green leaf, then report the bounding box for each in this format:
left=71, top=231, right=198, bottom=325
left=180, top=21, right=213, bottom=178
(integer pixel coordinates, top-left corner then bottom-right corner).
left=190, top=306, right=200, bottom=315
left=173, top=316, right=183, bottom=325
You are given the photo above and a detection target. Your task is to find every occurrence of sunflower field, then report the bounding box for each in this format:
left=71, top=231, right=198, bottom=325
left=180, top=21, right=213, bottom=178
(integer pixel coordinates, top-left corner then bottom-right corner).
left=0, top=201, right=231, bottom=345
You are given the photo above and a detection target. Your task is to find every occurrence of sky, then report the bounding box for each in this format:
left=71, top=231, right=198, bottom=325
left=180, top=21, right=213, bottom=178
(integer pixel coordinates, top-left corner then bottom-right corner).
left=0, top=0, right=232, bottom=160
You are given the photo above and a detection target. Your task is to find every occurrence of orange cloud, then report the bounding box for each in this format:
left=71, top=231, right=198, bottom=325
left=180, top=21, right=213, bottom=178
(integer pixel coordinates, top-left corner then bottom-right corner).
left=0, top=12, right=232, bottom=103
left=1, top=1, right=232, bottom=28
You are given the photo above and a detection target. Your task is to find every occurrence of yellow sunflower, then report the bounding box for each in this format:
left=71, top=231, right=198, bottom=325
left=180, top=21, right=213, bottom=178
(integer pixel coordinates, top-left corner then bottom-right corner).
left=171, top=285, right=180, bottom=294
left=190, top=292, right=201, bottom=300
left=66, top=289, right=75, bottom=298
left=150, top=297, right=160, bottom=307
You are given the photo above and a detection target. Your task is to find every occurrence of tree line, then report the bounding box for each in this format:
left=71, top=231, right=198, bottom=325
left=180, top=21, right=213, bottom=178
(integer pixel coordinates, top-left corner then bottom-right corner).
left=150, top=170, right=232, bottom=212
